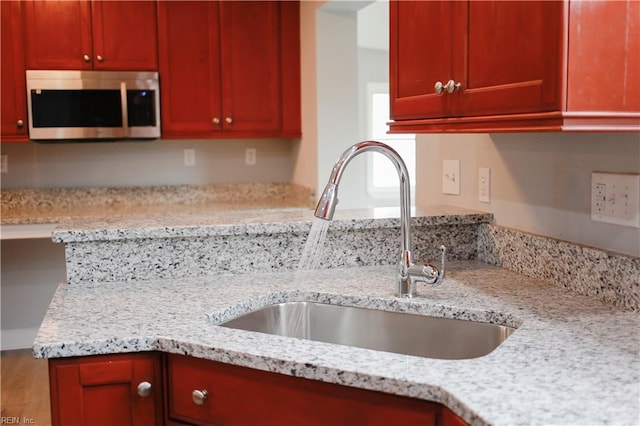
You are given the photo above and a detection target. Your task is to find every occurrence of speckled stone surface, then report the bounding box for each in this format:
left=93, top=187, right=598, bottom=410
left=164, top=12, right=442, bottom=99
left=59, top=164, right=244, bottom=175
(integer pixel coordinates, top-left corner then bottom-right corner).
left=0, top=182, right=314, bottom=224
left=54, top=206, right=491, bottom=284
left=33, top=262, right=640, bottom=426
left=478, top=224, right=640, bottom=311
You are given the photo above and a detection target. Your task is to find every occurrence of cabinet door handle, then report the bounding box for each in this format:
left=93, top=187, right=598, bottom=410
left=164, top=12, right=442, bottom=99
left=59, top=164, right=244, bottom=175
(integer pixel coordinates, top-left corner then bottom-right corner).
left=96, top=55, right=104, bottom=62
left=435, top=80, right=462, bottom=95
left=212, top=117, right=220, bottom=124
left=225, top=117, right=233, bottom=124
left=444, top=79, right=462, bottom=94
left=191, top=389, right=208, bottom=405
left=83, top=54, right=91, bottom=62
left=16, top=119, right=24, bottom=128
left=136, top=381, right=152, bottom=397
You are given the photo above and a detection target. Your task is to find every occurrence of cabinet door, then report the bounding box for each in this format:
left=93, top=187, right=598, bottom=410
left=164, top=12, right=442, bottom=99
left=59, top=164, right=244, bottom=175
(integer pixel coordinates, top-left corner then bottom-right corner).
left=167, top=354, right=445, bottom=425
left=49, top=353, right=163, bottom=426
left=390, top=1, right=454, bottom=120
left=23, top=0, right=93, bottom=70
left=280, top=1, right=302, bottom=138
left=219, top=1, right=282, bottom=135
left=91, top=0, right=158, bottom=70
left=567, top=0, right=640, bottom=113
left=157, top=1, right=223, bottom=137
left=454, top=0, right=563, bottom=117
left=1, top=1, right=28, bottom=141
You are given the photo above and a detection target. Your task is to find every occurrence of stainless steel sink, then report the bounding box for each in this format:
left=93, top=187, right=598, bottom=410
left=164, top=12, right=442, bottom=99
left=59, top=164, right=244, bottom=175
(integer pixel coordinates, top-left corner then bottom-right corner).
left=218, top=301, right=515, bottom=360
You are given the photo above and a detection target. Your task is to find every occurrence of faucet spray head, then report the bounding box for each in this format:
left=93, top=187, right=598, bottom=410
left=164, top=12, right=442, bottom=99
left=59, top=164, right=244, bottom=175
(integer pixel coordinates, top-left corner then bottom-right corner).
left=314, top=183, right=338, bottom=220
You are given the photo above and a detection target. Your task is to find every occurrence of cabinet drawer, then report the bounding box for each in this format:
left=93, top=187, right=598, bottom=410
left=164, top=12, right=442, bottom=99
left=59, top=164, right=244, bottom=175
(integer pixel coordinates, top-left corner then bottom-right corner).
left=166, top=354, right=465, bottom=426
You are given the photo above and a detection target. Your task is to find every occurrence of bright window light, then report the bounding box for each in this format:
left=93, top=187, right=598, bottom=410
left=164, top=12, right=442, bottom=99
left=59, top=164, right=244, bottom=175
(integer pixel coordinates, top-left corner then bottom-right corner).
left=366, top=84, right=416, bottom=201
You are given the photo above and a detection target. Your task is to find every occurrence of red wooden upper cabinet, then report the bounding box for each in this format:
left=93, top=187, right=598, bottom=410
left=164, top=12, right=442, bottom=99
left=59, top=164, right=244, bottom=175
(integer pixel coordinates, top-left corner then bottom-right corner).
left=158, top=1, right=301, bottom=139
left=389, top=0, right=640, bottom=133
left=1, top=0, right=28, bottom=142
left=49, top=352, right=163, bottom=426
left=23, top=0, right=158, bottom=71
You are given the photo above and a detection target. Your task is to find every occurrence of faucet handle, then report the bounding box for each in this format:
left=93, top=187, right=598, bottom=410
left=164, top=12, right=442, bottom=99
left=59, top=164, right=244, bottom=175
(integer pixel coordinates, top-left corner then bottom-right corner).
left=410, top=245, right=446, bottom=286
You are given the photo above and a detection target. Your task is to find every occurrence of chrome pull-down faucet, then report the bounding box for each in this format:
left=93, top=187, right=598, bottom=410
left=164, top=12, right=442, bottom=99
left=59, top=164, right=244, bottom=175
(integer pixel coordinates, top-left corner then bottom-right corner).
left=313, top=141, right=446, bottom=298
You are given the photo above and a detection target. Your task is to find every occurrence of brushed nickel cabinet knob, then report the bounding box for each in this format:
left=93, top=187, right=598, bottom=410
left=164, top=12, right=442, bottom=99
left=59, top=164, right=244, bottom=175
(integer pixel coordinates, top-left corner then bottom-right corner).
left=191, top=389, right=208, bottom=406
left=96, top=55, right=104, bottom=62
left=136, top=381, right=152, bottom=398
left=225, top=117, right=233, bottom=124
left=16, top=119, right=24, bottom=128
left=83, top=54, right=91, bottom=62
left=444, top=79, right=462, bottom=94
left=212, top=117, right=220, bottom=124
left=435, top=80, right=462, bottom=95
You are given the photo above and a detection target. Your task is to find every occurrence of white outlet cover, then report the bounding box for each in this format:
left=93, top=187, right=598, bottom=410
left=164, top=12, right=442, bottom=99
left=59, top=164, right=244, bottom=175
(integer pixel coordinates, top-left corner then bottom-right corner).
left=479, top=167, right=491, bottom=203
left=245, top=148, right=257, bottom=166
left=442, top=160, right=460, bottom=195
left=184, top=149, right=196, bottom=167
left=591, top=172, right=640, bottom=228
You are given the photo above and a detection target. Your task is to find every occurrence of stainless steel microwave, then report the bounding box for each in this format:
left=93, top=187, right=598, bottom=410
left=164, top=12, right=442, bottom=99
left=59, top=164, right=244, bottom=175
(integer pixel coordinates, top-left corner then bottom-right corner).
left=26, top=70, right=160, bottom=141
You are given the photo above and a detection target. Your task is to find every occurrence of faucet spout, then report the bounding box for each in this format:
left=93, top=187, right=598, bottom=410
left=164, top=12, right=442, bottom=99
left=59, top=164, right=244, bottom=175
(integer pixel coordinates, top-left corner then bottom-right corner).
left=314, top=141, right=445, bottom=297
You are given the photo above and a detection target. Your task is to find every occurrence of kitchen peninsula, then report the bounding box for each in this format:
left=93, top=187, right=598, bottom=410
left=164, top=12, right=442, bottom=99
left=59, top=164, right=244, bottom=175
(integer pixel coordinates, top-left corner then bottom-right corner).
left=30, top=197, right=640, bottom=425
left=0, top=182, right=313, bottom=350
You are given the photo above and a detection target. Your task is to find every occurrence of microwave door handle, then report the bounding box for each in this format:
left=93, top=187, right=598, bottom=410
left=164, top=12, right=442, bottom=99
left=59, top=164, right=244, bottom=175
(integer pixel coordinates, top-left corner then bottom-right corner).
left=120, top=82, right=129, bottom=137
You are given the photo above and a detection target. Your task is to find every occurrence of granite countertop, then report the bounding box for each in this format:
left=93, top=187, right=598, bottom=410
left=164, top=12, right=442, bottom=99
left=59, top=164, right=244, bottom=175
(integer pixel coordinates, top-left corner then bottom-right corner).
left=33, top=262, right=640, bottom=425
left=50, top=205, right=491, bottom=243
left=0, top=183, right=313, bottom=225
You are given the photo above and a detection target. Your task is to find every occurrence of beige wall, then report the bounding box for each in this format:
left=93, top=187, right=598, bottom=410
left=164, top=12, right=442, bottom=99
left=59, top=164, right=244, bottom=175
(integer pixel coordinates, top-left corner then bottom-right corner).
left=415, top=132, right=640, bottom=257
left=0, top=138, right=295, bottom=189
left=291, top=0, right=323, bottom=195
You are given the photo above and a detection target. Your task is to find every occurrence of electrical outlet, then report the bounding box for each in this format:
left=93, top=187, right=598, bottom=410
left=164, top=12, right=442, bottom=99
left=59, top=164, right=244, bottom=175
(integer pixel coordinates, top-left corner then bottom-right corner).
left=591, top=172, right=640, bottom=228
left=184, top=149, right=195, bottom=167
left=0, top=155, right=7, bottom=173
left=442, top=160, right=460, bottom=195
left=245, top=148, right=256, bottom=166
left=479, top=167, right=491, bottom=203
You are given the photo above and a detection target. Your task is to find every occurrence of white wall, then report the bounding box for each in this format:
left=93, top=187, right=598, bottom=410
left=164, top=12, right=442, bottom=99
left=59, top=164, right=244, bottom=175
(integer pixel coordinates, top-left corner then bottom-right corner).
left=315, top=5, right=364, bottom=207
left=357, top=1, right=387, bottom=51
left=310, top=0, right=390, bottom=209
left=1, top=239, right=65, bottom=349
left=415, top=132, right=640, bottom=257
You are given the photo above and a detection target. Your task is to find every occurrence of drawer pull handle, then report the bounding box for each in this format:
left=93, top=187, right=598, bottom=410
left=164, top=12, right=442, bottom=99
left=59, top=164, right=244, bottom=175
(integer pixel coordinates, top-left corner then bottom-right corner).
left=192, top=389, right=208, bottom=405
left=136, top=381, right=152, bottom=398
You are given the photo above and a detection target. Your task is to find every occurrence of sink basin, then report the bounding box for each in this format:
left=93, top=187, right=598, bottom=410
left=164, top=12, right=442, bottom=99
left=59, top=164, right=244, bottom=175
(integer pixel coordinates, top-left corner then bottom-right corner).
left=218, top=302, right=515, bottom=360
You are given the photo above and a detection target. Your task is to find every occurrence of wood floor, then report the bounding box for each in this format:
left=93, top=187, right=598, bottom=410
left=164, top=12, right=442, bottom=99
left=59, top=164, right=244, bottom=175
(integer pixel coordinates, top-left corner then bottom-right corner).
left=1, top=349, right=51, bottom=425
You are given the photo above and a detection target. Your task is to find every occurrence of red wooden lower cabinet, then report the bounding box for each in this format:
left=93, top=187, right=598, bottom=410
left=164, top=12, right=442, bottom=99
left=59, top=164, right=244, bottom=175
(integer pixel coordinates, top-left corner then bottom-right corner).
left=49, top=352, right=468, bottom=425
left=48, top=352, right=163, bottom=426
left=166, top=353, right=467, bottom=426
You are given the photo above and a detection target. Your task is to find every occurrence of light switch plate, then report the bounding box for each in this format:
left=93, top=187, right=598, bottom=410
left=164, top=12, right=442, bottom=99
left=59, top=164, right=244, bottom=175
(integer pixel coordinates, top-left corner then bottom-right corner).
left=442, top=160, right=460, bottom=195
left=591, top=172, right=640, bottom=228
